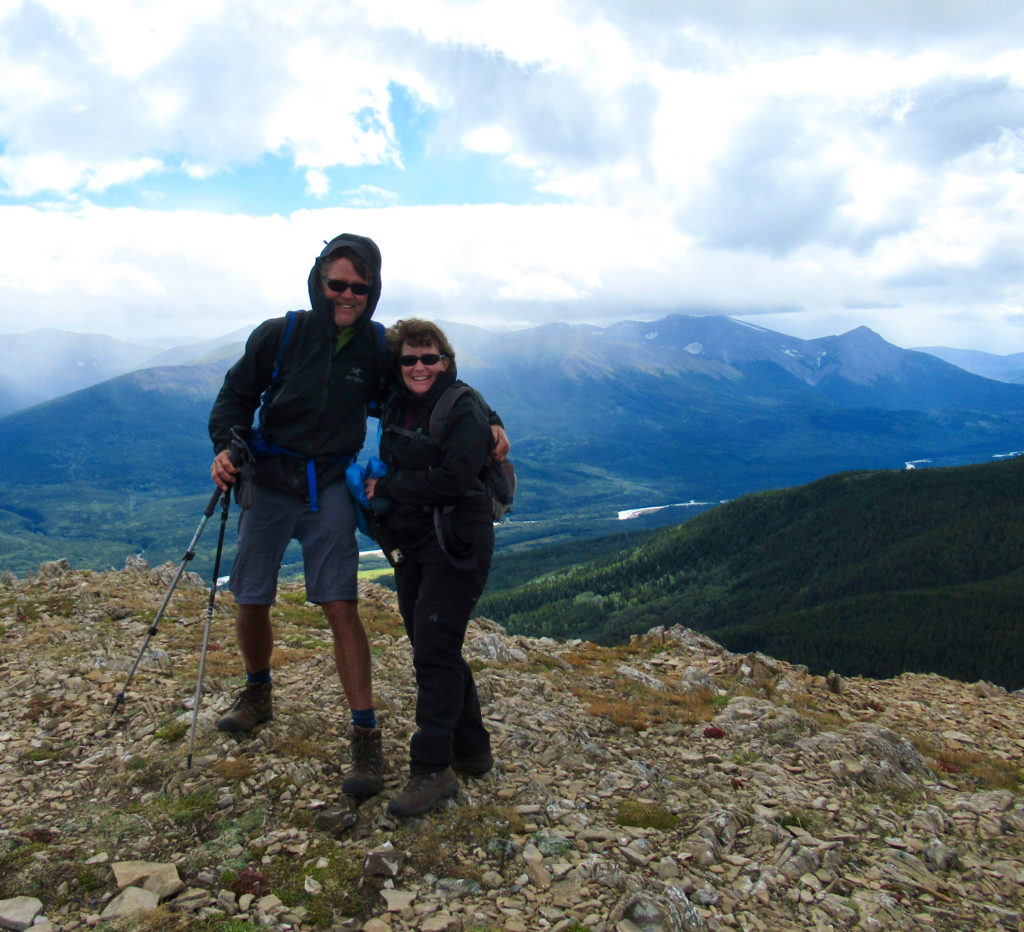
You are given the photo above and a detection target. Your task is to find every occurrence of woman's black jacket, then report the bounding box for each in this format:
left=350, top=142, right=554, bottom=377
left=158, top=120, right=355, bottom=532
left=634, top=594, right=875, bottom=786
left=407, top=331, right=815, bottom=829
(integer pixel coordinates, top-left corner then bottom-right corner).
left=373, top=371, right=494, bottom=555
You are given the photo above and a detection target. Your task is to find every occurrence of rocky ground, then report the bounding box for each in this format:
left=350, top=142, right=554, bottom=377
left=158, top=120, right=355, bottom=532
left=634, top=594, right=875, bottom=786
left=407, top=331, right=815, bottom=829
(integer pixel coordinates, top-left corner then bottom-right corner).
left=0, top=557, right=1022, bottom=932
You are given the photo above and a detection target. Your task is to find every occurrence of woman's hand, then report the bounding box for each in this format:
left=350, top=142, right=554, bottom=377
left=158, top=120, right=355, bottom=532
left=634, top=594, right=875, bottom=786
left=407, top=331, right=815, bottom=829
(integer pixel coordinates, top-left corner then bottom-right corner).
left=364, top=477, right=378, bottom=499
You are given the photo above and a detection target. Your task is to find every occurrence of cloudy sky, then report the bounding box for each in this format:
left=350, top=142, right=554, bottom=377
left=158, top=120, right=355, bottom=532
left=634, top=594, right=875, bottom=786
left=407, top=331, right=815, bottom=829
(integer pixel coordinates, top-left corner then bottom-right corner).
left=1, top=0, right=1022, bottom=352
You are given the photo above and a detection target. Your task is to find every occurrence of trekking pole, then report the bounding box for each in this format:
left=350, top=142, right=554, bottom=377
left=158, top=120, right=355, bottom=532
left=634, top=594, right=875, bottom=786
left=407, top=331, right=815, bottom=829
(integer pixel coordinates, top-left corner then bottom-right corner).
left=111, top=483, right=228, bottom=716
left=186, top=487, right=231, bottom=769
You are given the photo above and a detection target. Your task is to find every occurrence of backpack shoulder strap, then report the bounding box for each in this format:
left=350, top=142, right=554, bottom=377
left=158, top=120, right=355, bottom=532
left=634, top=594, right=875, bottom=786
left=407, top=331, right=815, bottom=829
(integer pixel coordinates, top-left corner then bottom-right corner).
left=367, top=320, right=389, bottom=417
left=259, top=311, right=298, bottom=410
left=428, top=383, right=471, bottom=442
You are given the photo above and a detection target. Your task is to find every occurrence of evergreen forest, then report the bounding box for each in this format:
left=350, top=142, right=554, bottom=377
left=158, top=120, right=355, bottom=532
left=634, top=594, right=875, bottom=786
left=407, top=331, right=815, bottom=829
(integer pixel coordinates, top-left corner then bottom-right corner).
left=478, top=457, right=1024, bottom=690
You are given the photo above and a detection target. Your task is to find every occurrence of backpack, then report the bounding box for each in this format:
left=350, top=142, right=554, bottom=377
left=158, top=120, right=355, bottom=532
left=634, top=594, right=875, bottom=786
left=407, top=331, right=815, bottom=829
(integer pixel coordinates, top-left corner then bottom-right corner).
left=429, top=383, right=516, bottom=522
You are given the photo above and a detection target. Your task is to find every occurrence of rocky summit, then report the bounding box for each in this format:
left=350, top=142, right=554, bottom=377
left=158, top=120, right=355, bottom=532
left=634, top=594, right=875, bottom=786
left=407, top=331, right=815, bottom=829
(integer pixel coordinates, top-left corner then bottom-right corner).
left=0, top=558, right=1022, bottom=932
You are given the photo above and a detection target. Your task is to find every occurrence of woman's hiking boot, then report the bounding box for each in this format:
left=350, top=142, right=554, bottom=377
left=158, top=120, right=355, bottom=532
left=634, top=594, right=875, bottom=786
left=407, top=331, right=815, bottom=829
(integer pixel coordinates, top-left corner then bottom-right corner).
left=451, top=749, right=494, bottom=776
left=387, top=767, right=459, bottom=819
left=342, top=726, right=385, bottom=797
left=215, top=682, right=273, bottom=733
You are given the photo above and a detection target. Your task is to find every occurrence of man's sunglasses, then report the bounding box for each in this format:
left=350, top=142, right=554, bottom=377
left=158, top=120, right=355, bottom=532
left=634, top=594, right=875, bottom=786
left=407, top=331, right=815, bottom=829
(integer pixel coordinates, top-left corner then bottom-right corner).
left=400, top=353, right=448, bottom=367
left=324, top=279, right=370, bottom=295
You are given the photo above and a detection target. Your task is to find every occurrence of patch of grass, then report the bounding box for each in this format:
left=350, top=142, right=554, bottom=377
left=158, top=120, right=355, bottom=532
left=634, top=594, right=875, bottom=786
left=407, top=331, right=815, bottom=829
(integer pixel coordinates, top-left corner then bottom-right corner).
left=357, top=566, right=394, bottom=582
left=786, top=696, right=845, bottom=731
left=501, top=653, right=556, bottom=675
left=559, top=652, right=594, bottom=669
left=615, top=801, right=679, bottom=831
left=272, top=595, right=327, bottom=630
left=179, top=808, right=266, bottom=879
left=201, top=650, right=242, bottom=677
left=269, top=645, right=320, bottom=666
left=278, top=589, right=311, bottom=605
left=20, top=747, right=60, bottom=762
left=283, top=634, right=325, bottom=650
left=145, top=790, right=219, bottom=826
left=397, top=803, right=526, bottom=879
left=77, top=863, right=104, bottom=890
left=579, top=694, right=649, bottom=731
left=269, top=734, right=329, bottom=761
left=212, top=755, right=254, bottom=781
left=0, top=843, right=112, bottom=907
left=571, top=678, right=715, bottom=731
left=263, top=844, right=382, bottom=928
left=155, top=721, right=189, bottom=743
left=729, top=749, right=758, bottom=766
left=910, top=736, right=1023, bottom=792
left=101, top=907, right=199, bottom=930
left=0, top=841, right=45, bottom=899
left=777, top=806, right=829, bottom=835
left=710, top=693, right=730, bottom=711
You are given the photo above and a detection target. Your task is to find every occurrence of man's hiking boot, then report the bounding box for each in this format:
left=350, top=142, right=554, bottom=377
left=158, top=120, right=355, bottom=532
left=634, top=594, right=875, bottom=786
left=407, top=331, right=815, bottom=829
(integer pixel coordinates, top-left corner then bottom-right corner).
left=452, top=748, right=494, bottom=776
left=387, top=767, right=459, bottom=820
left=216, top=682, right=273, bottom=733
left=341, top=726, right=385, bottom=797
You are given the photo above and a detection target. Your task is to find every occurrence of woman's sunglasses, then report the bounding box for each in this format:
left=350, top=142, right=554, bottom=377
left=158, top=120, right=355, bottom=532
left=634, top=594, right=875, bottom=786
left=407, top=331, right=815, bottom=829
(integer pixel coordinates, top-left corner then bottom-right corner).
left=324, top=279, right=370, bottom=296
left=400, top=353, right=448, bottom=367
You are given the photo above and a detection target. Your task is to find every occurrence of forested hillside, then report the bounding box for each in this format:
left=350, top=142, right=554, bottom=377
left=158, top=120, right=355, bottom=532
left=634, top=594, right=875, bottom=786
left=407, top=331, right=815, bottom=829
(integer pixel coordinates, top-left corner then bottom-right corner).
left=479, top=456, right=1024, bottom=689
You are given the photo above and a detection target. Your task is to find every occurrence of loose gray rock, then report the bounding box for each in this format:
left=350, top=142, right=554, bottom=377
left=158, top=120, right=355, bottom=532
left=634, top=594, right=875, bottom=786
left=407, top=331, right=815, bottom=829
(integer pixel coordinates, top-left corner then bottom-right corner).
left=0, top=896, right=42, bottom=932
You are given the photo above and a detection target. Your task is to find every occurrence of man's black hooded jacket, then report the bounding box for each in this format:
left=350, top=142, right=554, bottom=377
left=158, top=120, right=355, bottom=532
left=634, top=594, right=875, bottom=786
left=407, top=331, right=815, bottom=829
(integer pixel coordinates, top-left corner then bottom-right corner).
left=208, top=234, right=387, bottom=463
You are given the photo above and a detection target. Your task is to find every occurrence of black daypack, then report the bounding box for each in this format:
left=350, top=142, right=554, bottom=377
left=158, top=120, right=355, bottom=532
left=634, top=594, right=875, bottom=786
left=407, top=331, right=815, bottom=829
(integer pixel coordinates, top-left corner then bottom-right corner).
left=429, top=383, right=516, bottom=522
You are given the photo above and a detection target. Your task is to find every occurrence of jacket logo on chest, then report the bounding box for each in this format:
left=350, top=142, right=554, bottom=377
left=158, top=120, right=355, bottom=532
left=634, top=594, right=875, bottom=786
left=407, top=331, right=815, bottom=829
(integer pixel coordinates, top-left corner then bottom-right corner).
left=346, top=367, right=366, bottom=384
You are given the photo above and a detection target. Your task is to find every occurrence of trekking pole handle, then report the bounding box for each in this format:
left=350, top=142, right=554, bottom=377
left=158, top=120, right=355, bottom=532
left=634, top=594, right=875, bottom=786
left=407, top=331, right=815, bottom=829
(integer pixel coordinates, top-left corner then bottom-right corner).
left=202, top=484, right=223, bottom=518
left=205, top=443, right=245, bottom=517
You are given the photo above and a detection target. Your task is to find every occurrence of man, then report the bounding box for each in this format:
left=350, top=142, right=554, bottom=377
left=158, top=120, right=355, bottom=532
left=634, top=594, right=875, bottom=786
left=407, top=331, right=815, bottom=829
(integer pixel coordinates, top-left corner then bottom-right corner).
left=208, top=233, right=506, bottom=799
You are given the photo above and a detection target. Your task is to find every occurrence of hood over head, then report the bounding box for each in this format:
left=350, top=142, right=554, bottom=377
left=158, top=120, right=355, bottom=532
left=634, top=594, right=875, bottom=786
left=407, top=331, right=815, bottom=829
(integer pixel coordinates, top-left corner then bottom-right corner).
left=308, top=233, right=383, bottom=330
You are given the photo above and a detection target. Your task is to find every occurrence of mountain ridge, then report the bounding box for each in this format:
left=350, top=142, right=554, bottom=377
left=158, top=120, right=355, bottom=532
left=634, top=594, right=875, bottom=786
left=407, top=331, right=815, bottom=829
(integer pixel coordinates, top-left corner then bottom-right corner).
left=0, top=564, right=1020, bottom=930
left=3, top=314, right=1024, bottom=574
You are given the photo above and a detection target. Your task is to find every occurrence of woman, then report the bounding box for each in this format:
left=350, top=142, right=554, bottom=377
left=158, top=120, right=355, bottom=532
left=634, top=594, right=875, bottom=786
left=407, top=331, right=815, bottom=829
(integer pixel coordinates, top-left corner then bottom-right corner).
left=365, top=318, right=497, bottom=819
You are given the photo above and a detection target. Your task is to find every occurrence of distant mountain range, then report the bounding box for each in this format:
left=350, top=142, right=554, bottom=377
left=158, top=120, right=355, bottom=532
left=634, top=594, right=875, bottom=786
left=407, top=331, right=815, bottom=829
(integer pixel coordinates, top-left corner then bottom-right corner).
left=0, top=326, right=252, bottom=416
left=3, top=320, right=1022, bottom=420
left=2, top=314, right=1024, bottom=574
left=914, top=345, right=1024, bottom=384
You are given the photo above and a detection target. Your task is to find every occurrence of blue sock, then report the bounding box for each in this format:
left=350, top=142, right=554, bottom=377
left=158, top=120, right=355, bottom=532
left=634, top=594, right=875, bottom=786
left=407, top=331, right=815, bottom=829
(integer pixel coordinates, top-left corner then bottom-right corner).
left=351, top=707, right=376, bottom=729
left=246, top=668, right=272, bottom=685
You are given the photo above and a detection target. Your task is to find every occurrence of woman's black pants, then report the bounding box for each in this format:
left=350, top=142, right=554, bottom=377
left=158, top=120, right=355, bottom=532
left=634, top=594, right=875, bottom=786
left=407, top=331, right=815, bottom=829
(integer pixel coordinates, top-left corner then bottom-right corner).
left=394, top=536, right=493, bottom=775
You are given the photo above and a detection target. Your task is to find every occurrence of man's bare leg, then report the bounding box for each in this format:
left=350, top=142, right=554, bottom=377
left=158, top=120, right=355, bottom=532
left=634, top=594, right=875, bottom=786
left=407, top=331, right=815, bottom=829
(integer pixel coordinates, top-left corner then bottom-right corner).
left=321, top=599, right=372, bottom=708
left=322, top=598, right=383, bottom=796
left=236, top=603, right=274, bottom=672
left=216, top=603, right=275, bottom=733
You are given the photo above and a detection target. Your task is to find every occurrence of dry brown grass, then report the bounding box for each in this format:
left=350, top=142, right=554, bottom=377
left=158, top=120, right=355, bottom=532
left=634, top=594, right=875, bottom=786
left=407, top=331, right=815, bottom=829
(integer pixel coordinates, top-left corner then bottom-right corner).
left=571, top=680, right=716, bottom=731
left=213, top=754, right=255, bottom=781
left=910, top=736, right=1023, bottom=792
left=269, top=645, right=320, bottom=666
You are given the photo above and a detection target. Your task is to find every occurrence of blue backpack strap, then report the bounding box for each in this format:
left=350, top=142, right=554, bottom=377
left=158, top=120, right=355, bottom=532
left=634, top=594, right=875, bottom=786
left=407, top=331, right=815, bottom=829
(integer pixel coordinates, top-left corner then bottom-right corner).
left=307, top=460, right=319, bottom=512
left=259, top=311, right=298, bottom=412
